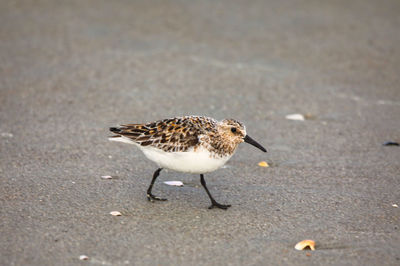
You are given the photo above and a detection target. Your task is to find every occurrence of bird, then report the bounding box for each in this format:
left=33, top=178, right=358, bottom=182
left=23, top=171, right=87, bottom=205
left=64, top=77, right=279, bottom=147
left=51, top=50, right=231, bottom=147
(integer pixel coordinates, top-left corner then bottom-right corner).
left=109, top=115, right=267, bottom=210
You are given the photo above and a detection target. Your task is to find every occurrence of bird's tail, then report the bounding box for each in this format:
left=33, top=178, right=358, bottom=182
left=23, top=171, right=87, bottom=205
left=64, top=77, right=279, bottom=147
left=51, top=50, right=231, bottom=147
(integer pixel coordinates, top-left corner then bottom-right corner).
left=110, top=127, right=122, bottom=134
left=108, top=126, right=135, bottom=144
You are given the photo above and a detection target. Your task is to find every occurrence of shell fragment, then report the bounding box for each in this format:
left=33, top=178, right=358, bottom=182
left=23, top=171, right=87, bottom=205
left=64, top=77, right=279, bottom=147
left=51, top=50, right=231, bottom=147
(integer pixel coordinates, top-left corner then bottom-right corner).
left=285, top=114, right=305, bottom=121
left=295, top=240, right=316, bottom=250
left=79, top=255, right=89, bottom=260
left=1, top=132, right=13, bottom=138
left=258, top=161, right=269, bottom=167
left=164, top=181, right=184, bottom=187
left=110, top=211, right=122, bottom=216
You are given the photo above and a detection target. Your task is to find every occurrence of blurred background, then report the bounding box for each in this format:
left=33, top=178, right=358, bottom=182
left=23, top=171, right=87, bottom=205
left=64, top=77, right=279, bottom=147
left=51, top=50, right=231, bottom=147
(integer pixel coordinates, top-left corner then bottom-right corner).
left=1, top=0, right=399, bottom=265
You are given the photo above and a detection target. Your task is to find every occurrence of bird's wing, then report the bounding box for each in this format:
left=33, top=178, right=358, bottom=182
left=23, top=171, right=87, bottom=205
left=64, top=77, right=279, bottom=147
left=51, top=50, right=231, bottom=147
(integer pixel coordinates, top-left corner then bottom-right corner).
left=109, top=116, right=214, bottom=152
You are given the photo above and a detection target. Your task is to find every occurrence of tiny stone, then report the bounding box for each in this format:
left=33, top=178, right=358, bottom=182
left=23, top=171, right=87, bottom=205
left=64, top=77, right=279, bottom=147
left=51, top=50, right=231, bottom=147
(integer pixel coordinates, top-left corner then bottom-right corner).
left=383, top=141, right=399, bottom=146
left=79, top=255, right=89, bottom=260
left=101, top=175, right=113, bottom=179
left=392, top=204, right=398, bottom=208
left=110, top=211, right=122, bottom=216
left=304, top=113, right=315, bottom=120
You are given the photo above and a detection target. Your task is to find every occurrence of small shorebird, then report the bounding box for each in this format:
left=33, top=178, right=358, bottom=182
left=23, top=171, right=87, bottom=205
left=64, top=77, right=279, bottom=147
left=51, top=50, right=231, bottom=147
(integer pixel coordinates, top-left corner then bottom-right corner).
left=109, top=116, right=266, bottom=209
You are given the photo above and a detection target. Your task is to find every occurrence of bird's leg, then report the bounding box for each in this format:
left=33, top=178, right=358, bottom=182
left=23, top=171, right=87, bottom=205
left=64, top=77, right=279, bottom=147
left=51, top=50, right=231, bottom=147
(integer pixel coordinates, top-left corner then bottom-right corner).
left=200, top=174, right=231, bottom=210
left=147, top=168, right=167, bottom=201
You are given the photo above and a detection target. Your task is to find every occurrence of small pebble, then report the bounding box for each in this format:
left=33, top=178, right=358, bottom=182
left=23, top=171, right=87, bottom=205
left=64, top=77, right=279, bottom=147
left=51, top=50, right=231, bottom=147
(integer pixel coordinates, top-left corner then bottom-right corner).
left=392, top=204, right=398, bottom=208
left=258, top=161, right=269, bottom=167
left=383, top=141, right=399, bottom=146
left=285, top=114, right=305, bottom=121
left=79, top=255, right=89, bottom=260
left=101, top=175, right=113, bottom=179
left=304, top=113, right=315, bottom=120
left=110, top=211, right=122, bottom=216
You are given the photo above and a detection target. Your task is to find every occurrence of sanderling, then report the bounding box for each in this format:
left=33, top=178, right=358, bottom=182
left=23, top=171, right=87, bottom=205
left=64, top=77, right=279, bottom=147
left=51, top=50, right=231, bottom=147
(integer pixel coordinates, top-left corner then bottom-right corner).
left=109, top=116, right=266, bottom=210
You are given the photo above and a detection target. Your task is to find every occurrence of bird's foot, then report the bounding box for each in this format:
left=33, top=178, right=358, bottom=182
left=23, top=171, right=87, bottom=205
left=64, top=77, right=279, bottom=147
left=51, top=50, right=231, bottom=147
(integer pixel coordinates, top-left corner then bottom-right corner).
left=208, top=201, right=231, bottom=210
left=147, top=193, right=167, bottom=202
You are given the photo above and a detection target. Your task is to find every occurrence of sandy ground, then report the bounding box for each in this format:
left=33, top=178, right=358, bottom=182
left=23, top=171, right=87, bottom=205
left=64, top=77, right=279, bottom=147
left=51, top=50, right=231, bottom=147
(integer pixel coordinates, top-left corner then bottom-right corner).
left=1, top=0, right=400, bottom=265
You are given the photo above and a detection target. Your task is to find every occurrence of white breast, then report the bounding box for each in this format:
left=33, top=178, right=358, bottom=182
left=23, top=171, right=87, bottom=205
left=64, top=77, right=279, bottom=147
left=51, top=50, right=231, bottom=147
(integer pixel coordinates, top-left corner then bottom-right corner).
left=109, top=136, right=233, bottom=173
left=140, top=145, right=232, bottom=174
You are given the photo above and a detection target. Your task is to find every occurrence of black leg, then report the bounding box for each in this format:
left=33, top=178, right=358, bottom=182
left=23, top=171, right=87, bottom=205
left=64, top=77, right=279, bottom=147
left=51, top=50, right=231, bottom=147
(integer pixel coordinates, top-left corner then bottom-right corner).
left=147, top=168, right=167, bottom=202
left=200, top=174, right=231, bottom=210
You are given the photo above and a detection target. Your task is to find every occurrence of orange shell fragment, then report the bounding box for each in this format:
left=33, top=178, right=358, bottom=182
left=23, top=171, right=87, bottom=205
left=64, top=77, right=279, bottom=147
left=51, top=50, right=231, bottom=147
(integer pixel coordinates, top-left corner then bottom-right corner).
left=295, top=240, right=315, bottom=250
left=258, top=161, right=269, bottom=167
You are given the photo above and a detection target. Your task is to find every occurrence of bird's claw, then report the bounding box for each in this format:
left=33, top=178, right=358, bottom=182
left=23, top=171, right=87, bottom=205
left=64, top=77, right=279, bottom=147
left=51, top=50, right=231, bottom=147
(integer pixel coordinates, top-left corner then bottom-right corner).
left=208, top=202, right=231, bottom=210
left=147, top=193, right=167, bottom=202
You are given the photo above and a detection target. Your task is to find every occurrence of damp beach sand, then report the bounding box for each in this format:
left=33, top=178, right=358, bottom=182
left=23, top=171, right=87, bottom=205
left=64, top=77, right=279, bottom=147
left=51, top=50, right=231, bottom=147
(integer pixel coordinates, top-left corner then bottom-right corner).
left=1, top=1, right=399, bottom=265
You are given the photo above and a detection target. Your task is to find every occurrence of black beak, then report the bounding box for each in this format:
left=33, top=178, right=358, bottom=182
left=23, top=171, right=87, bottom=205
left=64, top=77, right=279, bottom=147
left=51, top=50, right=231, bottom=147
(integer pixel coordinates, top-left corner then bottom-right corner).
left=243, top=135, right=267, bottom=152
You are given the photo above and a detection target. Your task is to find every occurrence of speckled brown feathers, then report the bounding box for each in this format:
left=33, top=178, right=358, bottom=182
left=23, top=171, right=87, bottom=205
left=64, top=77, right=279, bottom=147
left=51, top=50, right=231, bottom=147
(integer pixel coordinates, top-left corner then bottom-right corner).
left=110, top=116, right=249, bottom=158
left=110, top=116, right=218, bottom=153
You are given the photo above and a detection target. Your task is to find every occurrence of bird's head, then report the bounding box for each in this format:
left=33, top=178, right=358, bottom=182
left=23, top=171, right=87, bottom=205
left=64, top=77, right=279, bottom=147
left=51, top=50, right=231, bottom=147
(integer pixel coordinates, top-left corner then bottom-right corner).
left=218, top=119, right=267, bottom=152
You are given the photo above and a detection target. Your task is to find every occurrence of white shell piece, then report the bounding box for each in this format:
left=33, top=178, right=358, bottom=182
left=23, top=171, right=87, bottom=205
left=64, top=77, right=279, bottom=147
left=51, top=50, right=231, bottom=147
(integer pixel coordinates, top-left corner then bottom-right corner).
left=164, top=181, right=184, bottom=187
left=285, top=114, right=305, bottom=121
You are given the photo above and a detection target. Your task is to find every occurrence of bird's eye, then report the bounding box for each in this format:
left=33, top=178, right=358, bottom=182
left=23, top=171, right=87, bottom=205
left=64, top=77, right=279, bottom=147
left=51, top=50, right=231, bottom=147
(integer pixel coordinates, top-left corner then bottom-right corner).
left=231, top=127, right=237, bottom=133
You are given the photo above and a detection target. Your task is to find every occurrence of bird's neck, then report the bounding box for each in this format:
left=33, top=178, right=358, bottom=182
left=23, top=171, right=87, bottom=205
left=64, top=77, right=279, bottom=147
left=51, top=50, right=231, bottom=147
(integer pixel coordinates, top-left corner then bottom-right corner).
left=207, top=135, right=239, bottom=158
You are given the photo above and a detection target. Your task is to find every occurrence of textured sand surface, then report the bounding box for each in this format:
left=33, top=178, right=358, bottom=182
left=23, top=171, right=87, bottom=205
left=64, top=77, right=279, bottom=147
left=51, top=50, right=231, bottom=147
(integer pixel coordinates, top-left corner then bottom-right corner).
left=1, top=0, right=399, bottom=265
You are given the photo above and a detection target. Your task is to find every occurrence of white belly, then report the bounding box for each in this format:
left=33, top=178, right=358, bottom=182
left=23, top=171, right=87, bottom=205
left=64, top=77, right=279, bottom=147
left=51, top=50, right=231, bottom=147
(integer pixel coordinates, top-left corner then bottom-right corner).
left=140, top=146, right=232, bottom=173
